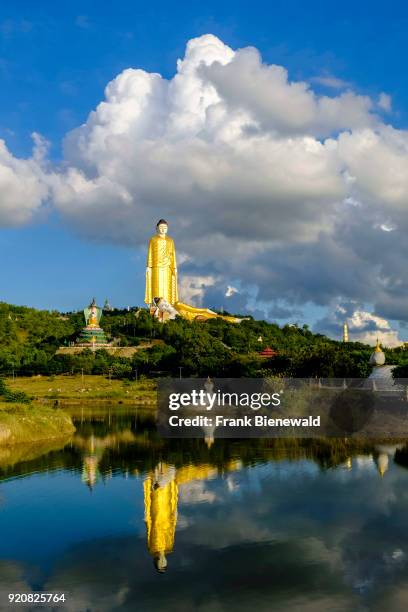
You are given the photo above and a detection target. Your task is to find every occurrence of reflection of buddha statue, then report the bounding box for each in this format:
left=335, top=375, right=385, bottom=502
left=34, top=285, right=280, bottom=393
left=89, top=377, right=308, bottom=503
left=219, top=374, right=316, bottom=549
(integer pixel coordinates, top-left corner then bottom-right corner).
left=144, top=220, right=243, bottom=323
left=144, top=463, right=177, bottom=573
left=143, top=460, right=243, bottom=572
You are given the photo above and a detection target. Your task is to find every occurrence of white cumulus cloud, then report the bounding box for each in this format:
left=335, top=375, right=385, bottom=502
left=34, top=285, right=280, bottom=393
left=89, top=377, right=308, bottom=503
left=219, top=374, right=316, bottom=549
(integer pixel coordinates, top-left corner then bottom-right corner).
left=378, top=92, right=392, bottom=112
left=315, top=302, right=403, bottom=347
left=0, top=133, right=49, bottom=225
left=1, top=34, right=408, bottom=334
left=347, top=310, right=402, bottom=347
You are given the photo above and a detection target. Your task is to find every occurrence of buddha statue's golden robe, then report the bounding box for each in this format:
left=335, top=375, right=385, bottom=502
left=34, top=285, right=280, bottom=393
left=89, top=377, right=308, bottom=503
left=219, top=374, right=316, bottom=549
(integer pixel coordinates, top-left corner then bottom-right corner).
left=143, top=461, right=244, bottom=563
left=145, top=235, right=178, bottom=305
left=174, top=301, right=242, bottom=324
left=144, top=225, right=243, bottom=323
left=88, top=309, right=98, bottom=327
left=144, top=466, right=178, bottom=558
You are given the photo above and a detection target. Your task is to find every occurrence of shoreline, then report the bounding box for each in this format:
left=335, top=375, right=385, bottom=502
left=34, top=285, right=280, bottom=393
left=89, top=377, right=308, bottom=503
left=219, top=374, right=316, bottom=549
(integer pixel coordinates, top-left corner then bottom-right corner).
left=0, top=404, right=76, bottom=446
left=0, top=374, right=157, bottom=447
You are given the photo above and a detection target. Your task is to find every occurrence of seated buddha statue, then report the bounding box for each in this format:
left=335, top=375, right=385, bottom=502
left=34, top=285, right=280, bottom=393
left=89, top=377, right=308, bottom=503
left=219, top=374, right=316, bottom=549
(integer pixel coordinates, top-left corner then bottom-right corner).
left=86, top=298, right=100, bottom=328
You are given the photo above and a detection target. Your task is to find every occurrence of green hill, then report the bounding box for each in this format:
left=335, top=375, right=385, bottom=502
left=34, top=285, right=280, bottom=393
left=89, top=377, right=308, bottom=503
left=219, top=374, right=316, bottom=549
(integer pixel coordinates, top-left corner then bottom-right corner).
left=0, top=301, right=391, bottom=378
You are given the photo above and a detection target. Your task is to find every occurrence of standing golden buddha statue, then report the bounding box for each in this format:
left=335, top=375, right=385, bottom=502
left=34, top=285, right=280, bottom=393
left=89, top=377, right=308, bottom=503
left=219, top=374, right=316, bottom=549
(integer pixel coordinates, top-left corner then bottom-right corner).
left=144, top=219, right=243, bottom=323
left=144, top=219, right=178, bottom=306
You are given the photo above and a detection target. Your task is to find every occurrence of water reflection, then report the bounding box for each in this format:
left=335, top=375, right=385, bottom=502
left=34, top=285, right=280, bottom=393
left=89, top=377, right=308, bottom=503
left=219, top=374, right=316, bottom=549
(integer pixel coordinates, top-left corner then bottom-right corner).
left=144, top=459, right=241, bottom=572
left=1, top=407, right=408, bottom=610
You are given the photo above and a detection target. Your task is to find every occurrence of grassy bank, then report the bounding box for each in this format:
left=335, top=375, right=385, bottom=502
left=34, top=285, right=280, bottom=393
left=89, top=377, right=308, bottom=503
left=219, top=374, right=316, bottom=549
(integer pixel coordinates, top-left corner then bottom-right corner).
left=0, top=402, right=75, bottom=445
left=7, top=374, right=157, bottom=406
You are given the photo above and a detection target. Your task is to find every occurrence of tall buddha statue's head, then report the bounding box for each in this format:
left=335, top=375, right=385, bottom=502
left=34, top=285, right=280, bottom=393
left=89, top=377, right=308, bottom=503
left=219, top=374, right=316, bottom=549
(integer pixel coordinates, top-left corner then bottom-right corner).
left=156, top=219, right=168, bottom=237
left=154, top=552, right=168, bottom=573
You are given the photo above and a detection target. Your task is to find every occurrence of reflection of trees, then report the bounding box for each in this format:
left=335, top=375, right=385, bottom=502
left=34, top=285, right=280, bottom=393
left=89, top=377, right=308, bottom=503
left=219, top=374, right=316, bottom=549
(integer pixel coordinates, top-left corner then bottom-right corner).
left=1, top=408, right=407, bottom=484
left=0, top=437, right=77, bottom=478
left=71, top=410, right=142, bottom=437
left=73, top=431, right=137, bottom=489
left=393, top=443, right=408, bottom=470
left=0, top=437, right=72, bottom=472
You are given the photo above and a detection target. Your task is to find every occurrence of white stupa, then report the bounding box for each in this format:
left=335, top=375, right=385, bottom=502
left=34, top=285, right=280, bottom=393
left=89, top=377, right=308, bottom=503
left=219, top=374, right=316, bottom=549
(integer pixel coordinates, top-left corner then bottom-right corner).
left=370, top=339, right=385, bottom=366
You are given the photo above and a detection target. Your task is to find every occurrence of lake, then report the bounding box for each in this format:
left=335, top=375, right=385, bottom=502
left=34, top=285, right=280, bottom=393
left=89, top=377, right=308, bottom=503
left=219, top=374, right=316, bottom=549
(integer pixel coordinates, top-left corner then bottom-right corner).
left=1, top=406, right=408, bottom=611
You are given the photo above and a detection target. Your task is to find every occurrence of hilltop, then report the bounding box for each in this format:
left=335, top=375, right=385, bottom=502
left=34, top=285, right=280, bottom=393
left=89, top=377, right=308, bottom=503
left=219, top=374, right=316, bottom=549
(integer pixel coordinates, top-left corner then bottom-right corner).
left=0, top=301, right=402, bottom=379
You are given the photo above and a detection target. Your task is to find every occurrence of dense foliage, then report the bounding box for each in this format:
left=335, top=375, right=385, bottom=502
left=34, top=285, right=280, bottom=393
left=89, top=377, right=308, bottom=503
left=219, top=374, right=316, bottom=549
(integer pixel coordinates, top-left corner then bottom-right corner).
left=0, top=303, right=76, bottom=375
left=0, top=378, right=31, bottom=403
left=0, top=301, right=399, bottom=379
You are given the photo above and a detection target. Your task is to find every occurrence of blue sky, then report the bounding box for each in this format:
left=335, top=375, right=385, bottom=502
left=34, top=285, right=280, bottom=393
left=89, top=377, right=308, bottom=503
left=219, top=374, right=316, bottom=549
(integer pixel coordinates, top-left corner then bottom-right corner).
left=3, top=0, right=408, bottom=157
left=1, top=1, right=408, bottom=344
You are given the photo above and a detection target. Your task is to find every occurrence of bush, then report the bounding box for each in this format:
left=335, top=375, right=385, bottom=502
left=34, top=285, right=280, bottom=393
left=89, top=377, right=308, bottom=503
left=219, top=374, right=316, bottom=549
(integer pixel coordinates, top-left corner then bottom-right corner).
left=110, top=362, right=133, bottom=379
left=0, top=378, right=31, bottom=404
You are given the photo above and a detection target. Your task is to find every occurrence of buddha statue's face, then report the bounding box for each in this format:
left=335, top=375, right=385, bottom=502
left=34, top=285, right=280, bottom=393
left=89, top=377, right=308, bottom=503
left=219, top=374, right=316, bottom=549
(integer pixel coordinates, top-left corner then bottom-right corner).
left=157, top=223, right=168, bottom=237
left=154, top=553, right=168, bottom=573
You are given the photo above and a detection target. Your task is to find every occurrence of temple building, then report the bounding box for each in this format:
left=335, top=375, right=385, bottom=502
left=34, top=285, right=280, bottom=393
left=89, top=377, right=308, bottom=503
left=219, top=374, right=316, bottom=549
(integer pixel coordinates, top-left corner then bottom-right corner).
left=259, top=346, right=277, bottom=358
left=77, top=298, right=109, bottom=347
left=104, top=298, right=113, bottom=311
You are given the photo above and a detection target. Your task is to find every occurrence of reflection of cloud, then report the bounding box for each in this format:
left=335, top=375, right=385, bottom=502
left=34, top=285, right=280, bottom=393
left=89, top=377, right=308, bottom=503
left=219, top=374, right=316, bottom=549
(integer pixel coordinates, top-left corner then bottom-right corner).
left=226, top=476, right=240, bottom=492
left=178, top=480, right=216, bottom=504
left=384, top=548, right=405, bottom=565
left=354, top=455, right=375, bottom=470
left=175, top=514, right=190, bottom=530
left=0, top=561, right=32, bottom=601
left=4, top=448, right=408, bottom=609
left=32, top=528, right=357, bottom=611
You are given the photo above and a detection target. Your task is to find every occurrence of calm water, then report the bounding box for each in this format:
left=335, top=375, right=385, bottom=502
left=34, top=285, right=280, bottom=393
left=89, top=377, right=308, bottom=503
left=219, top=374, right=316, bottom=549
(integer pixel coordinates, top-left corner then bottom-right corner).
left=1, top=407, right=408, bottom=611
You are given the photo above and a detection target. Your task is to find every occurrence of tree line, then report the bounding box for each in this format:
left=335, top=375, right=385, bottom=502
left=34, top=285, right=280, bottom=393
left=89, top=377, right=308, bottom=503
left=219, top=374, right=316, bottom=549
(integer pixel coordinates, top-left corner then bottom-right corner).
left=1, top=301, right=405, bottom=379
